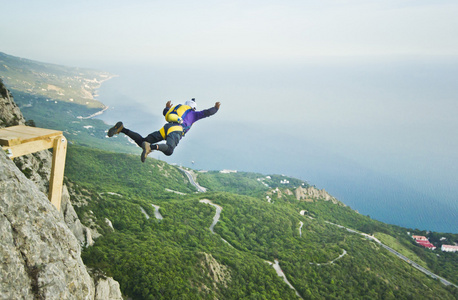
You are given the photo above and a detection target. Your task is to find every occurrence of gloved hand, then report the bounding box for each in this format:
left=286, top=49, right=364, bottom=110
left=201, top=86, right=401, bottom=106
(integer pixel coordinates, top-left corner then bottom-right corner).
left=215, top=102, right=221, bottom=110
left=166, top=101, right=172, bottom=108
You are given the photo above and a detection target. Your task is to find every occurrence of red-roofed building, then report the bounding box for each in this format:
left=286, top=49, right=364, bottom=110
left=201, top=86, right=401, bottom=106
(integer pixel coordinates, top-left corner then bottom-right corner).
left=417, top=240, right=436, bottom=250
left=441, top=245, right=458, bottom=252
left=412, top=235, right=428, bottom=241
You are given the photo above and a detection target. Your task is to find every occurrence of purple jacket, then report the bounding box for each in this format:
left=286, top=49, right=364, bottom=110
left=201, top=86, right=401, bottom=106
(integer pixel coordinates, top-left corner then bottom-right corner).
left=163, top=105, right=218, bottom=135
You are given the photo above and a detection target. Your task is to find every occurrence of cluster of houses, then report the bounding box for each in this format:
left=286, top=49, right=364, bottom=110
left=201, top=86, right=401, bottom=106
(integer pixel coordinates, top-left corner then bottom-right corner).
left=412, top=235, right=458, bottom=252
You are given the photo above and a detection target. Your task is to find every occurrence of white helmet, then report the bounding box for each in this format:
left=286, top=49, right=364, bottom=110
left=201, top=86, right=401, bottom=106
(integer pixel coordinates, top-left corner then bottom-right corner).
left=185, top=98, right=197, bottom=110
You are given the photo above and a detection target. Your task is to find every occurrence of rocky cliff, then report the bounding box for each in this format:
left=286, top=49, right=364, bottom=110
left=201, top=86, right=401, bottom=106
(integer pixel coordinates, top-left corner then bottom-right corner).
left=0, top=79, right=24, bottom=128
left=0, top=151, right=95, bottom=299
left=293, top=186, right=341, bottom=204
left=268, top=184, right=342, bottom=205
left=0, top=79, right=122, bottom=299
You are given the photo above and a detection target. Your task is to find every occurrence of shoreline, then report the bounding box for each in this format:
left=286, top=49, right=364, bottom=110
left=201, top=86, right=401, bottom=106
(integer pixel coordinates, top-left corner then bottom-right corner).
left=79, top=74, right=118, bottom=119
left=77, top=105, right=109, bottom=119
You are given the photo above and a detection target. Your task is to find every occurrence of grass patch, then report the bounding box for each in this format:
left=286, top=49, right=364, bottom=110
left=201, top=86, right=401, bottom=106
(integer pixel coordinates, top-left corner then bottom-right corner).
left=374, top=232, right=429, bottom=269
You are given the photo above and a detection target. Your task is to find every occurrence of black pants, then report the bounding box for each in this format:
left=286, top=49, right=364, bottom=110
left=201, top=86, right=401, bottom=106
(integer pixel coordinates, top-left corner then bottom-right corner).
left=121, top=125, right=182, bottom=156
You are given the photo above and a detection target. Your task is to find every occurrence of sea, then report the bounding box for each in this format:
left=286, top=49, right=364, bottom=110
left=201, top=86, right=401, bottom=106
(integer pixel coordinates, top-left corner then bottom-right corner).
left=94, top=60, right=457, bottom=234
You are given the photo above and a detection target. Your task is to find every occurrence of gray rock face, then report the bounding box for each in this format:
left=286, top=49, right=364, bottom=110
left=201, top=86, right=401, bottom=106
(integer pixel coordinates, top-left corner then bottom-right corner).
left=61, top=185, right=89, bottom=246
left=0, top=214, right=33, bottom=298
left=1, top=80, right=54, bottom=195
left=95, top=278, right=123, bottom=300
left=294, top=186, right=341, bottom=204
left=0, top=80, right=25, bottom=127
left=0, top=80, right=89, bottom=247
left=13, top=150, right=53, bottom=195
left=0, top=151, right=95, bottom=299
left=0, top=80, right=123, bottom=299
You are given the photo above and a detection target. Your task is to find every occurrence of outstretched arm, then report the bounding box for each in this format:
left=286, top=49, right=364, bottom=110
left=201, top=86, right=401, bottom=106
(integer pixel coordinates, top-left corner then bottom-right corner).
left=186, top=102, right=221, bottom=123
left=163, top=101, right=173, bottom=116
left=202, top=102, right=221, bottom=117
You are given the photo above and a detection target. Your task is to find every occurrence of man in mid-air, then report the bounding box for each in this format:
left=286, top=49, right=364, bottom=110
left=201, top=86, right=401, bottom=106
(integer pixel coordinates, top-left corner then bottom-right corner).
left=107, top=98, right=221, bottom=162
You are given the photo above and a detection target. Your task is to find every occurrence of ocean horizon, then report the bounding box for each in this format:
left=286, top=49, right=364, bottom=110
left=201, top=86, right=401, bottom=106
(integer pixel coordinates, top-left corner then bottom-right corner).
left=94, top=60, right=457, bottom=233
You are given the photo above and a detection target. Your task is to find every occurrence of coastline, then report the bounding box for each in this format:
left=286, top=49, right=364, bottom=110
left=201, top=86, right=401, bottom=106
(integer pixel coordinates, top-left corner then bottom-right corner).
left=92, top=74, right=119, bottom=99
left=77, top=105, right=109, bottom=119
left=79, top=74, right=118, bottom=119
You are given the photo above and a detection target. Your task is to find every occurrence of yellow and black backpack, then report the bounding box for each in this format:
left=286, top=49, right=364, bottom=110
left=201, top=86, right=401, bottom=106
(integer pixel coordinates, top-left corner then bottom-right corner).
left=164, top=104, right=192, bottom=124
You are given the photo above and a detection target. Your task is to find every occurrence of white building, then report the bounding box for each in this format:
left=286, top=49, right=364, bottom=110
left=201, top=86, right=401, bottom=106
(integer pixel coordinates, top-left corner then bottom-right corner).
left=441, top=245, right=458, bottom=252
left=220, top=169, right=237, bottom=174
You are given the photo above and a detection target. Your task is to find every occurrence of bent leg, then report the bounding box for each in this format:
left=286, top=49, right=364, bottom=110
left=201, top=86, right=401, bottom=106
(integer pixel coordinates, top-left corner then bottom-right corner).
left=157, top=132, right=181, bottom=156
left=120, top=128, right=145, bottom=147
left=144, top=131, right=164, bottom=145
left=121, top=128, right=164, bottom=148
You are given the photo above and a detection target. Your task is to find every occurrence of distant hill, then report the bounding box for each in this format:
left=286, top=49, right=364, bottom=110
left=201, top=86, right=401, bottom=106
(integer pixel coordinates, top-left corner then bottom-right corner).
left=0, top=52, right=136, bottom=154
left=0, top=51, right=112, bottom=108
left=1, top=53, right=457, bottom=299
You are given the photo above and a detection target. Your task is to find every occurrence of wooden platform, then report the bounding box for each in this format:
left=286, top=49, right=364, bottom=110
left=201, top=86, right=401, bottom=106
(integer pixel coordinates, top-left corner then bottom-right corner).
left=0, top=125, right=67, bottom=211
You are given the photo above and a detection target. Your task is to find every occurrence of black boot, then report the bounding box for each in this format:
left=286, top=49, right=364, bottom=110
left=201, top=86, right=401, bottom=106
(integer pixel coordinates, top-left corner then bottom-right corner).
left=107, top=121, right=124, bottom=137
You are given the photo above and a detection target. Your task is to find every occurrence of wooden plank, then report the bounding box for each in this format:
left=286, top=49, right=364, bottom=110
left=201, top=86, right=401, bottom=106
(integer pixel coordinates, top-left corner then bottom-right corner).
left=0, top=136, right=21, bottom=146
left=2, top=138, right=55, bottom=158
left=0, top=125, right=61, bottom=135
left=48, top=135, right=67, bottom=211
left=0, top=126, right=68, bottom=212
left=0, top=125, right=62, bottom=145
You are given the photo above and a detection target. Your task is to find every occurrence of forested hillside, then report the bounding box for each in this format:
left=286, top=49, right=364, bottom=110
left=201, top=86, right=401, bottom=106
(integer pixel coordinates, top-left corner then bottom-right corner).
left=1, top=53, right=457, bottom=299
left=64, top=145, right=458, bottom=299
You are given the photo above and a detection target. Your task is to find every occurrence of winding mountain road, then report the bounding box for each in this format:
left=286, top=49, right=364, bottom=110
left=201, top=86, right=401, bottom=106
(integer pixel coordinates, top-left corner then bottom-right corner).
left=199, top=199, right=222, bottom=233
left=309, top=250, right=347, bottom=266
left=179, top=167, right=207, bottom=192
left=139, top=204, right=163, bottom=220
left=322, top=221, right=457, bottom=288
left=181, top=172, right=457, bottom=291
left=199, top=199, right=233, bottom=247
left=151, top=204, right=163, bottom=220
left=200, top=199, right=303, bottom=298
left=269, top=260, right=303, bottom=299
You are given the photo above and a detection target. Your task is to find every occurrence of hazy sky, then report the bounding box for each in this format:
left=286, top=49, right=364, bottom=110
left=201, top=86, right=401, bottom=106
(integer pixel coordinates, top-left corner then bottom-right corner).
left=2, top=1, right=458, bottom=66
left=2, top=1, right=458, bottom=230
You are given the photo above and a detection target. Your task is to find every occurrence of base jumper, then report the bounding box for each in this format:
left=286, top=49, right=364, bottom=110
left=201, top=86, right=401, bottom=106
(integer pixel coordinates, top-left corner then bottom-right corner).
left=107, top=98, right=221, bottom=162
